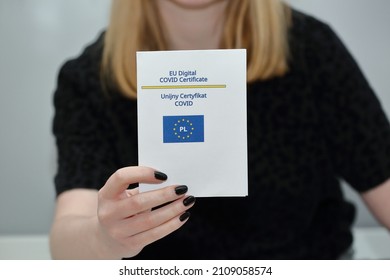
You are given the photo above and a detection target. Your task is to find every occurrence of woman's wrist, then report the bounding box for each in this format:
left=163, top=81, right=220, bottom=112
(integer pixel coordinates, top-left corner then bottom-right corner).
left=91, top=215, right=124, bottom=260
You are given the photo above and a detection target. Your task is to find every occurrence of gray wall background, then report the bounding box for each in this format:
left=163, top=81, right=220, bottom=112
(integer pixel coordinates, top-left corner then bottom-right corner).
left=0, top=0, right=389, bottom=235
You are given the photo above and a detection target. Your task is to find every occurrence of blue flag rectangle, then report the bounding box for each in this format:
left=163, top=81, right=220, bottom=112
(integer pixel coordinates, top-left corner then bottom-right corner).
left=163, top=115, right=204, bottom=143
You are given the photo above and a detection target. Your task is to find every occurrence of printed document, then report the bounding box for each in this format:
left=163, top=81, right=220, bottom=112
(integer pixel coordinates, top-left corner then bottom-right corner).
left=137, top=49, right=247, bottom=197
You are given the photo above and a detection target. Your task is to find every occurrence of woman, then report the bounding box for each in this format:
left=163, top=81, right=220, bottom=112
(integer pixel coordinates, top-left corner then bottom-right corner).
left=50, top=0, right=390, bottom=259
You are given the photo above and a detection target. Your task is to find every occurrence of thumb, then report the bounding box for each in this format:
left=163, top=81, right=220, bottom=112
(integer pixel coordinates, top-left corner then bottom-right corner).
left=100, top=166, right=167, bottom=200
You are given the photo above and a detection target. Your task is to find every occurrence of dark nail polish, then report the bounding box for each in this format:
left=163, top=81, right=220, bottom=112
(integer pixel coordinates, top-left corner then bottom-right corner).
left=175, top=185, right=188, bottom=195
left=154, top=171, right=168, bottom=181
left=179, top=212, right=191, bottom=222
left=183, top=196, right=196, bottom=207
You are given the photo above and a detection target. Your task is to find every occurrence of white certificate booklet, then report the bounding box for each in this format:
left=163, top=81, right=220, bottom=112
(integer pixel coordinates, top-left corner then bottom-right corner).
left=137, top=49, right=247, bottom=197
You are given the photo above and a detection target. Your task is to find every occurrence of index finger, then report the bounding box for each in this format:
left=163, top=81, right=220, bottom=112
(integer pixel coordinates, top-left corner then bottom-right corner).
left=100, top=166, right=167, bottom=199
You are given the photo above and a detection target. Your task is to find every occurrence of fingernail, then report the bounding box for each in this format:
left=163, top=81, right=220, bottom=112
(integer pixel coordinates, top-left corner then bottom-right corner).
left=183, top=196, right=196, bottom=207
left=179, top=211, right=191, bottom=222
left=154, top=171, right=168, bottom=181
left=175, top=185, right=188, bottom=195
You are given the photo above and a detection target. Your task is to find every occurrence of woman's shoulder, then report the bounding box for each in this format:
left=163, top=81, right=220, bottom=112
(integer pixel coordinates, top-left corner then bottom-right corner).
left=57, top=31, right=105, bottom=85
left=289, top=8, right=339, bottom=47
left=290, top=8, right=332, bottom=33
left=53, top=31, right=107, bottom=120
left=288, top=8, right=351, bottom=72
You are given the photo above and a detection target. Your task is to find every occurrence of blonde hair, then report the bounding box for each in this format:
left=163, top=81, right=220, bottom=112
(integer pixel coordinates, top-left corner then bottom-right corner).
left=102, top=0, right=291, bottom=98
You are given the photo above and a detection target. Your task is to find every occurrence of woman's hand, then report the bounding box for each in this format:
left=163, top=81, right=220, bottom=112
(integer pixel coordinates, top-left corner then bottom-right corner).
left=96, top=166, right=195, bottom=259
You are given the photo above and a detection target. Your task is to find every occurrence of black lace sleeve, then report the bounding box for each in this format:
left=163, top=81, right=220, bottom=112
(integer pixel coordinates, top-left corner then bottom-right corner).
left=52, top=35, right=117, bottom=196
left=305, top=17, right=390, bottom=192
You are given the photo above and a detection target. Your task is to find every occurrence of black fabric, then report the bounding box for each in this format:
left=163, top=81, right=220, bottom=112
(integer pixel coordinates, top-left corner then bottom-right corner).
left=52, top=10, right=390, bottom=259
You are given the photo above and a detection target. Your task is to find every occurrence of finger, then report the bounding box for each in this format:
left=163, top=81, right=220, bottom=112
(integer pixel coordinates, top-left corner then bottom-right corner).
left=100, top=166, right=167, bottom=199
left=118, top=195, right=196, bottom=236
left=125, top=188, right=139, bottom=197
left=115, top=185, right=189, bottom=219
left=124, top=211, right=191, bottom=252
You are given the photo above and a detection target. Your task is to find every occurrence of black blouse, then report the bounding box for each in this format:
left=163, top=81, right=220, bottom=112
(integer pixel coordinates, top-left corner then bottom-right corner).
left=53, top=11, right=390, bottom=259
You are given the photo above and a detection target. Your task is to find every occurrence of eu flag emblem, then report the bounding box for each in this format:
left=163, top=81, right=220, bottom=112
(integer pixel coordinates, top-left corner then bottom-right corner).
left=163, top=115, right=204, bottom=143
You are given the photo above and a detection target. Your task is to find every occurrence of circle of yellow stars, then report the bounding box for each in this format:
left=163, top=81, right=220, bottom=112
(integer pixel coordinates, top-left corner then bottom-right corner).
left=173, top=118, right=195, bottom=140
